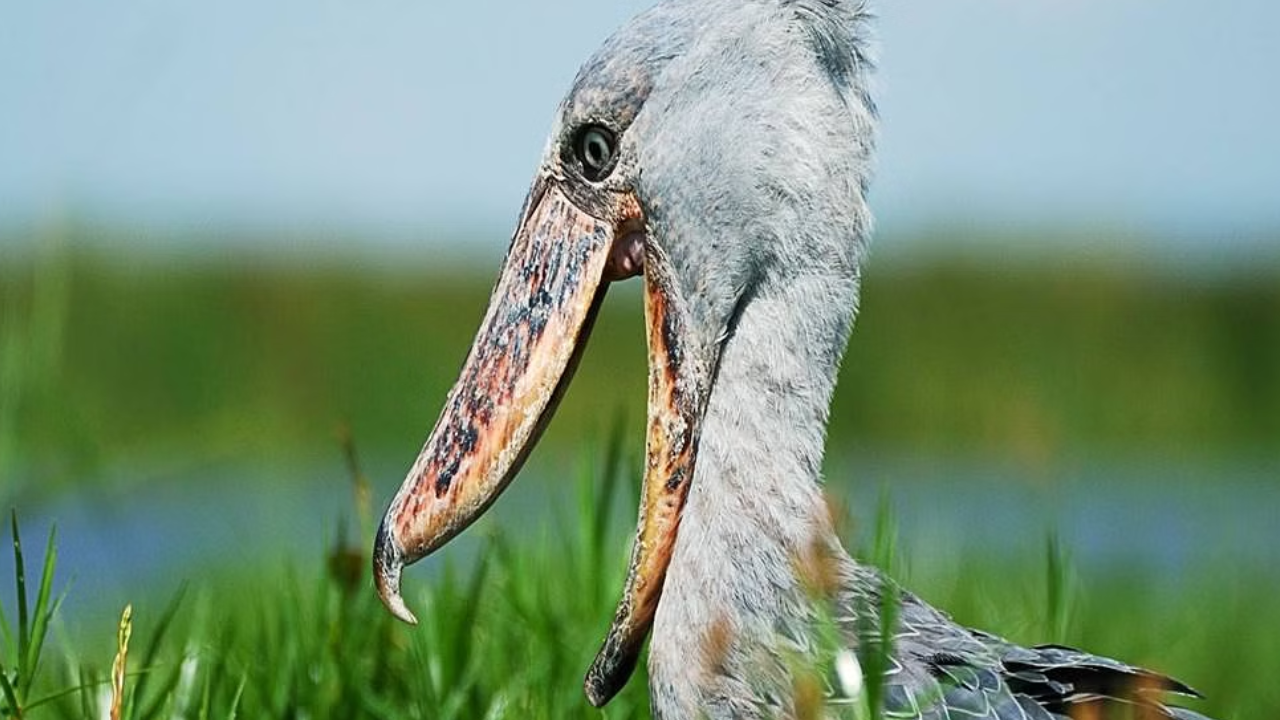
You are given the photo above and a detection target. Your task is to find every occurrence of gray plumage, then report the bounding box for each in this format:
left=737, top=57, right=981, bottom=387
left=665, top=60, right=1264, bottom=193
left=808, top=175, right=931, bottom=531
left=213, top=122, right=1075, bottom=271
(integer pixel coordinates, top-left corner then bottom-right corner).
left=534, top=1, right=1215, bottom=718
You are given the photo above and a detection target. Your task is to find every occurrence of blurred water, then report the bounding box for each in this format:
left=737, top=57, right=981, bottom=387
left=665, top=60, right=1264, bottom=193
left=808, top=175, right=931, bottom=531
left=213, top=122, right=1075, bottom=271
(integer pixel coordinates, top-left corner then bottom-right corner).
left=2, top=452, right=1276, bottom=633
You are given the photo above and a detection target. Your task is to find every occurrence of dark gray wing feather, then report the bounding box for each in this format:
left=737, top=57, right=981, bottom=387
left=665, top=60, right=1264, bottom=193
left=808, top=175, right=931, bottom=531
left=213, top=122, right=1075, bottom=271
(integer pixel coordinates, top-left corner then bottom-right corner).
left=841, top=567, right=1215, bottom=720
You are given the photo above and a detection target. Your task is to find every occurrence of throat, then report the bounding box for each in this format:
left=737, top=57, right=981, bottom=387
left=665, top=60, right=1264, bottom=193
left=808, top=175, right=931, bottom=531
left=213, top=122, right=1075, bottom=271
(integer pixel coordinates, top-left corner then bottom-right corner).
left=648, top=277, right=856, bottom=701
left=687, top=277, right=853, bottom=559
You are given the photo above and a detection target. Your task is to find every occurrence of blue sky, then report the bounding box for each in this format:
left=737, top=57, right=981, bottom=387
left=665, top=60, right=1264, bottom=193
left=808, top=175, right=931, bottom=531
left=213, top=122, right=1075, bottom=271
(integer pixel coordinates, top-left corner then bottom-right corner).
left=2, top=0, right=1278, bottom=251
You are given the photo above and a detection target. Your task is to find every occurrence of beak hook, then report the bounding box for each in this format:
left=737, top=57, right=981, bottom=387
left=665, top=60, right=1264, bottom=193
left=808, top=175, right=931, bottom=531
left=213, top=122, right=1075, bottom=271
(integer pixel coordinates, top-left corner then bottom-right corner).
left=374, top=517, right=418, bottom=624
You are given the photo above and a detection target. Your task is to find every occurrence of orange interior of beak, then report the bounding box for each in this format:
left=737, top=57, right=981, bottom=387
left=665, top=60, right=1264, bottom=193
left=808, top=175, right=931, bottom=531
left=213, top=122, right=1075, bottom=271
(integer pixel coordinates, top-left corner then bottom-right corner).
left=585, top=244, right=708, bottom=707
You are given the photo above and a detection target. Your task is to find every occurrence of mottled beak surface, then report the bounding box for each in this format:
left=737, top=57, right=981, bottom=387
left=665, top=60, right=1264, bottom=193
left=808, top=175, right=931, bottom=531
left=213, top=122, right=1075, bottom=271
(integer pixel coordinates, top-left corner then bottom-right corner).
left=374, top=179, right=627, bottom=623
left=373, top=174, right=710, bottom=710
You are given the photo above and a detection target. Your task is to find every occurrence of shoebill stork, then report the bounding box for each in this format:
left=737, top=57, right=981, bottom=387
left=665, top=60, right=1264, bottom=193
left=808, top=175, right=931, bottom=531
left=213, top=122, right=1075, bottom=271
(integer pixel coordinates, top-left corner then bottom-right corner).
left=372, top=1, right=1213, bottom=717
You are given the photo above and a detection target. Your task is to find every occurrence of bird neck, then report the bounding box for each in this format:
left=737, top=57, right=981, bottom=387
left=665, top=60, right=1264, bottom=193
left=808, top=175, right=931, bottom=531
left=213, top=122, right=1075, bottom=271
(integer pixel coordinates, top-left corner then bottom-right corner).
left=648, top=270, right=859, bottom=702
left=694, top=279, right=852, bottom=556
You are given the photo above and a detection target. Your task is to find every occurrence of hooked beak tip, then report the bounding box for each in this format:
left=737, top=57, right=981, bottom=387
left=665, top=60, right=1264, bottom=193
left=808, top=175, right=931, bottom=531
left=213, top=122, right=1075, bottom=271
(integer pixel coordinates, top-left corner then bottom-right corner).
left=584, top=683, right=609, bottom=709
left=584, top=646, right=638, bottom=708
left=373, top=517, right=419, bottom=625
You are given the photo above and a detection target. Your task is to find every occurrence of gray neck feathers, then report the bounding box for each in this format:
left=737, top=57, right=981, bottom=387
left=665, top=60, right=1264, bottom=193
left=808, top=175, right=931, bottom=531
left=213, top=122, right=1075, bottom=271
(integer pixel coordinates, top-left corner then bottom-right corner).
left=648, top=268, right=860, bottom=717
left=605, top=1, right=876, bottom=714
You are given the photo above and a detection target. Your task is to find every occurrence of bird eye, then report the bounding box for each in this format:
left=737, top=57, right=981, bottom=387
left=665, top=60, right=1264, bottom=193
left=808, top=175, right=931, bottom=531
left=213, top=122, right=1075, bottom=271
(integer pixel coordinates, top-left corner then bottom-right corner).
left=575, top=125, right=617, bottom=180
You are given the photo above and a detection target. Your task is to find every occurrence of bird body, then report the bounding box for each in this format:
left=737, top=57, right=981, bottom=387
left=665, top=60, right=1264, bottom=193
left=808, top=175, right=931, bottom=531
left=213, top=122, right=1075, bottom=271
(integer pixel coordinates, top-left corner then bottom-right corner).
left=373, top=1, right=1214, bottom=718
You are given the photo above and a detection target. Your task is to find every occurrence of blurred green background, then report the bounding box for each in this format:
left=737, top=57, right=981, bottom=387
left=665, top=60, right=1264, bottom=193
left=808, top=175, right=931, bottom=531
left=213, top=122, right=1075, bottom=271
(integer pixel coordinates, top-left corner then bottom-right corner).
left=3, top=230, right=1279, bottom=497
left=2, top=1, right=1280, bottom=716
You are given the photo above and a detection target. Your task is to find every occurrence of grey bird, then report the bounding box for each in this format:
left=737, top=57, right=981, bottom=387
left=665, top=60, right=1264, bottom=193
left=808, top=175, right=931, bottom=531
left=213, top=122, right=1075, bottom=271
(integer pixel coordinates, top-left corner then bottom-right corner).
left=371, top=1, right=1215, bottom=718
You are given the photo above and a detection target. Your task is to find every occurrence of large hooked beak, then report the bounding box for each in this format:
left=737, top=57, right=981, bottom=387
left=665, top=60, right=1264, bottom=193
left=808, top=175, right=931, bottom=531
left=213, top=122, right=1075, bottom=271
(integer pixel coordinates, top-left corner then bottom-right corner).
left=373, top=174, right=712, bottom=706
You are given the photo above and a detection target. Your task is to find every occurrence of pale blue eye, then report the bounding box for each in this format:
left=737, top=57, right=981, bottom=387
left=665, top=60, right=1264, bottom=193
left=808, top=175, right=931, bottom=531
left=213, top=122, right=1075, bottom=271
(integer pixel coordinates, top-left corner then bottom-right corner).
left=576, top=125, right=617, bottom=179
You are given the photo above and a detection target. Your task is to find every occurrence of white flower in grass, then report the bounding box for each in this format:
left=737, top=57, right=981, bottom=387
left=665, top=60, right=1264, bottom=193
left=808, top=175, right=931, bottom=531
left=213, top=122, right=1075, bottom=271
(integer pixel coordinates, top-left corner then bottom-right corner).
left=835, top=648, right=864, bottom=700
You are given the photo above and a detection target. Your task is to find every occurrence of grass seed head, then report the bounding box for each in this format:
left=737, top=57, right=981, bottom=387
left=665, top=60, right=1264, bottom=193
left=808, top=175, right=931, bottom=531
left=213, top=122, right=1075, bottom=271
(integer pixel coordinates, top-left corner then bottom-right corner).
left=109, top=603, right=132, bottom=720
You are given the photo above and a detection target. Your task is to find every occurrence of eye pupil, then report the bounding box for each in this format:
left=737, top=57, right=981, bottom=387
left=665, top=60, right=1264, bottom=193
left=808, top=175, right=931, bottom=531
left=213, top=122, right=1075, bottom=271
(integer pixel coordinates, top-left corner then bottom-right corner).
left=576, top=125, right=616, bottom=179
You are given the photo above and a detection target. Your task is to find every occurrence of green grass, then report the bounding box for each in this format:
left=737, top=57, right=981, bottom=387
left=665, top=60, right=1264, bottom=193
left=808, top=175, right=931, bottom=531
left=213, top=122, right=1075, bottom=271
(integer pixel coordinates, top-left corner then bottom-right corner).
left=1, top=234, right=1276, bottom=717
left=2, top=438, right=659, bottom=719
left=3, top=449, right=1274, bottom=719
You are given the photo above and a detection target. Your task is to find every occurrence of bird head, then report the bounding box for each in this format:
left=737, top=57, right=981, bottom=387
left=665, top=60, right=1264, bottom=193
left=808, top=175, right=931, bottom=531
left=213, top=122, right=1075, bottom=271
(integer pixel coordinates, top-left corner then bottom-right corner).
left=373, top=0, right=875, bottom=705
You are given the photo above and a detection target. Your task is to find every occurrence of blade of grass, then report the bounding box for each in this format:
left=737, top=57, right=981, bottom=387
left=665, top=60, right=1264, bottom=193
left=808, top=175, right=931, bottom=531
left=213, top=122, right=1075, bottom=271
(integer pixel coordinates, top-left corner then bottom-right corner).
left=0, top=667, right=20, bottom=719
left=78, top=665, right=94, bottom=720
left=0, top=576, right=10, bottom=666
left=460, top=548, right=489, bottom=639
left=871, top=490, right=897, bottom=576
left=19, top=524, right=57, bottom=698
left=132, top=584, right=189, bottom=720
left=860, top=489, right=901, bottom=720
left=9, top=512, right=30, bottom=704
left=23, top=676, right=111, bottom=713
left=871, top=581, right=899, bottom=720
left=1045, top=531, right=1073, bottom=645
left=225, top=672, right=246, bottom=720
left=196, top=665, right=211, bottom=720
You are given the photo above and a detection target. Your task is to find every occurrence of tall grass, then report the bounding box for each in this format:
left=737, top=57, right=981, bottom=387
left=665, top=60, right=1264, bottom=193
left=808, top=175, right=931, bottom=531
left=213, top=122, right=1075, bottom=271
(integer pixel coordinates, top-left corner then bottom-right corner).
left=4, top=456, right=1266, bottom=718
left=1, top=513, right=65, bottom=719
left=0, top=430, right=655, bottom=719
left=1, top=238, right=1272, bottom=717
